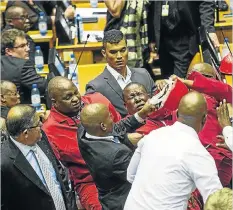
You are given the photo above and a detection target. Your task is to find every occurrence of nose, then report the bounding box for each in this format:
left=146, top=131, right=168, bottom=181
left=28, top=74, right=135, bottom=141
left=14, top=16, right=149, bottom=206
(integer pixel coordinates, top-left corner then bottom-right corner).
left=25, top=44, right=29, bottom=52
left=116, top=51, right=122, bottom=59
left=17, top=92, right=20, bottom=99
left=72, top=94, right=80, bottom=102
left=134, top=95, right=141, bottom=103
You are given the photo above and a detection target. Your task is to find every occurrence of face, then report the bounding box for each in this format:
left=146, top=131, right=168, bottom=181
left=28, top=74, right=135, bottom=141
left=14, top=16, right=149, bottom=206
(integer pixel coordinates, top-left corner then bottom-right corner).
left=24, top=114, right=42, bottom=146
left=53, top=82, right=81, bottom=116
left=10, top=8, right=30, bottom=32
left=6, top=37, right=29, bottom=59
left=102, top=39, right=128, bottom=71
left=124, top=85, right=149, bottom=115
left=1, top=83, right=20, bottom=107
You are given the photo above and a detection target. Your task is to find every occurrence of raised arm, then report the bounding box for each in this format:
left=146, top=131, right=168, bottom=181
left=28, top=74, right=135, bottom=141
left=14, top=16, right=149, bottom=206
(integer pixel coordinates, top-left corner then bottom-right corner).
left=104, top=0, right=126, bottom=18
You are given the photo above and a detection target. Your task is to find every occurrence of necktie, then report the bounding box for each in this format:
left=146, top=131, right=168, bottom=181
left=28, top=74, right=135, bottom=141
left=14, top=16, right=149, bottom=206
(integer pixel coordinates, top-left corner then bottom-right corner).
left=33, top=147, right=66, bottom=210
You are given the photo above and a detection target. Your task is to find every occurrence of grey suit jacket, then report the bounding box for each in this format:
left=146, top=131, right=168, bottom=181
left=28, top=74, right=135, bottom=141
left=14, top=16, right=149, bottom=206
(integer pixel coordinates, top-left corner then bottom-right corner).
left=86, top=67, right=156, bottom=117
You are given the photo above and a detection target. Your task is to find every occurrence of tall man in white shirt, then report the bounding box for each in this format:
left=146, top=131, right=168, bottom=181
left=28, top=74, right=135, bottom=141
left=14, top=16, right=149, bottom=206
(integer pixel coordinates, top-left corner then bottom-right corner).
left=1, top=104, right=75, bottom=210
left=124, top=91, right=223, bottom=210
left=86, top=29, right=157, bottom=117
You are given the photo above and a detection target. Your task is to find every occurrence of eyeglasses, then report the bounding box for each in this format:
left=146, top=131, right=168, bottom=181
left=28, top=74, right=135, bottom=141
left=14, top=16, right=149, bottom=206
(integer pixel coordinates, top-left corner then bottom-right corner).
left=8, top=15, right=29, bottom=22
left=27, top=121, right=42, bottom=130
left=13, top=42, right=29, bottom=49
left=4, top=91, right=20, bottom=97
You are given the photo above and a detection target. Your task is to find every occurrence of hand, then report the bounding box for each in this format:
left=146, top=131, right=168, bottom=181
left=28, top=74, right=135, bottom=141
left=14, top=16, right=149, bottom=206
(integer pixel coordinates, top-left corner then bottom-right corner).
left=37, top=110, right=50, bottom=123
left=148, top=52, right=159, bottom=64
left=216, top=135, right=230, bottom=150
left=127, top=133, right=144, bottom=145
left=155, top=79, right=168, bottom=91
left=137, top=100, right=157, bottom=119
left=169, top=74, right=184, bottom=82
left=64, top=5, right=75, bottom=19
left=217, top=99, right=231, bottom=128
left=209, top=32, right=220, bottom=49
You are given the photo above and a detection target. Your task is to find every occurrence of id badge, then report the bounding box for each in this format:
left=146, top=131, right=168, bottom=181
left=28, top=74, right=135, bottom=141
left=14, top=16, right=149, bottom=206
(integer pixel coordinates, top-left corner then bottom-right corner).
left=162, top=5, right=169, bottom=17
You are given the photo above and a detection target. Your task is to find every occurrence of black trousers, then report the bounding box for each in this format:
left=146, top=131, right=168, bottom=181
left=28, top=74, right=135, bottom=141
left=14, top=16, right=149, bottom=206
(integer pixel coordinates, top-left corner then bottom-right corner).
left=159, top=32, right=194, bottom=78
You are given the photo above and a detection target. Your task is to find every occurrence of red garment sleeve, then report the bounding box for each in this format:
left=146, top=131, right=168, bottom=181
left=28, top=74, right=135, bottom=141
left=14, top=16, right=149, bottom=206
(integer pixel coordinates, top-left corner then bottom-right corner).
left=188, top=71, right=232, bottom=103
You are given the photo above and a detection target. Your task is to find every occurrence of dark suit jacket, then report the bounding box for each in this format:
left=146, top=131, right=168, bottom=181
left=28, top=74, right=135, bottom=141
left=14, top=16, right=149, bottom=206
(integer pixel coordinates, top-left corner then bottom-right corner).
left=78, top=125, right=134, bottom=210
left=86, top=67, right=156, bottom=117
left=1, top=132, right=77, bottom=210
left=1, top=55, right=46, bottom=104
left=148, top=1, right=215, bottom=54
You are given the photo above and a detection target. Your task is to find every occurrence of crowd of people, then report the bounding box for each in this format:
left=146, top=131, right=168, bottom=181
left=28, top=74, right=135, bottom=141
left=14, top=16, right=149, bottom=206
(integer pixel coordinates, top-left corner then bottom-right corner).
left=1, top=1, right=232, bottom=210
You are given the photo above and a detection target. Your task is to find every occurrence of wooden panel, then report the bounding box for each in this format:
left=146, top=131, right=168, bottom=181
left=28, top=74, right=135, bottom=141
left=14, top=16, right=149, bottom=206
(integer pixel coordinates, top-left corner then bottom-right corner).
left=27, top=30, right=53, bottom=43
left=83, top=17, right=106, bottom=31
left=78, top=63, right=105, bottom=95
left=73, top=2, right=106, bottom=8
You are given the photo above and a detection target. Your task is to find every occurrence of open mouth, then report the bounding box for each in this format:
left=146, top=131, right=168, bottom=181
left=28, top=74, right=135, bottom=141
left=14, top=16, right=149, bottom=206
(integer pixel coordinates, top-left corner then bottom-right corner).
left=136, top=103, right=145, bottom=110
left=72, top=103, right=80, bottom=109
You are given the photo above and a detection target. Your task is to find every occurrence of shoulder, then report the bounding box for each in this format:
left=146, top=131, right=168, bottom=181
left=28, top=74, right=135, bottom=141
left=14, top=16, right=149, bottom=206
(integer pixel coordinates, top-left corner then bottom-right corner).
left=82, top=92, right=111, bottom=104
left=1, top=56, right=26, bottom=66
left=130, top=67, right=149, bottom=74
left=1, top=140, right=13, bottom=168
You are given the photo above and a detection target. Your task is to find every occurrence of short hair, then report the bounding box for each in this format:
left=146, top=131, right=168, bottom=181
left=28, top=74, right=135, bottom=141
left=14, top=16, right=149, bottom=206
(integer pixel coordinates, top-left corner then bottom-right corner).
left=1, top=29, right=26, bottom=54
left=1, top=80, right=15, bottom=95
left=123, top=82, right=148, bottom=101
left=5, top=6, right=25, bottom=24
left=6, top=105, right=36, bottom=138
left=204, top=188, right=232, bottom=210
left=103, top=29, right=125, bottom=49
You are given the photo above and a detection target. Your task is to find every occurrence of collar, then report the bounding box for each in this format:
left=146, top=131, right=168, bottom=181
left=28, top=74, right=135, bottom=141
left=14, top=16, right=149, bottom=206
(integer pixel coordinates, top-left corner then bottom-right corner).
left=85, top=132, right=115, bottom=142
left=50, top=101, right=84, bottom=126
left=106, top=64, right=132, bottom=81
left=173, top=121, right=199, bottom=139
left=10, top=136, right=37, bottom=157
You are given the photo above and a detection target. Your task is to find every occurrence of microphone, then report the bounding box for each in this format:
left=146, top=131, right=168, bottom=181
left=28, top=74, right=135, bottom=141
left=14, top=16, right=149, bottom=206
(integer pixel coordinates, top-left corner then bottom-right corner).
left=220, top=28, right=233, bottom=56
left=70, top=34, right=90, bottom=81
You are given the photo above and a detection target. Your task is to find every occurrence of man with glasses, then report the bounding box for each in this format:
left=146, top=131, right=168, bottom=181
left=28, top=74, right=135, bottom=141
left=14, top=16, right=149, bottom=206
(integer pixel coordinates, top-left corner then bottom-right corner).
left=1, top=29, right=46, bottom=104
left=0, top=80, right=20, bottom=119
left=1, top=104, right=77, bottom=210
left=3, top=5, right=35, bottom=64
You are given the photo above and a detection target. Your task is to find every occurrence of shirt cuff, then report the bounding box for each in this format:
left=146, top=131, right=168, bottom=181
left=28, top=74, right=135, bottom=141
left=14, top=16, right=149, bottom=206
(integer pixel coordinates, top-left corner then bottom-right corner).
left=134, top=113, right=145, bottom=124
left=223, top=126, right=232, bottom=136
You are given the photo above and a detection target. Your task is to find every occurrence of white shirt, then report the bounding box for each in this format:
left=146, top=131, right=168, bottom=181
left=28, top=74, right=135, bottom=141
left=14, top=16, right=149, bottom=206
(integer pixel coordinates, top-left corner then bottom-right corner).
left=124, top=122, right=222, bottom=210
left=106, top=64, right=132, bottom=90
left=11, top=137, right=63, bottom=194
left=222, top=126, right=233, bottom=151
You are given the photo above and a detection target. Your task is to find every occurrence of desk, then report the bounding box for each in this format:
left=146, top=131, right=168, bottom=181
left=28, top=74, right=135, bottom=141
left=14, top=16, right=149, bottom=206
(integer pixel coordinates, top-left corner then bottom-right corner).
left=0, top=1, right=6, bottom=12
left=215, top=0, right=233, bottom=43
left=37, top=64, right=49, bottom=78
left=27, top=30, right=54, bottom=48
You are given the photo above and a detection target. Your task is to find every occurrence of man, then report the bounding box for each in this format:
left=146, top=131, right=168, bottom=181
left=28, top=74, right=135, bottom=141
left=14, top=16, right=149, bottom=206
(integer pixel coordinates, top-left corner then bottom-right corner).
left=79, top=103, right=135, bottom=210
left=171, top=63, right=232, bottom=187
left=43, top=76, right=153, bottom=210
left=1, top=104, right=77, bottom=210
left=86, top=29, right=156, bottom=117
left=123, top=82, right=174, bottom=135
left=0, top=80, right=20, bottom=119
left=148, top=1, right=219, bottom=78
left=216, top=99, right=232, bottom=151
left=1, top=29, right=46, bottom=104
left=3, top=6, right=35, bottom=64
left=124, top=92, right=223, bottom=210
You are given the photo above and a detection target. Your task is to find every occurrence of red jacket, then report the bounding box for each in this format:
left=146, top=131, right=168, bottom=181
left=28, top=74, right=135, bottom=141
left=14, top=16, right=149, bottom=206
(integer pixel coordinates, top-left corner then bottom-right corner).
left=42, top=93, right=121, bottom=192
left=187, top=71, right=232, bottom=186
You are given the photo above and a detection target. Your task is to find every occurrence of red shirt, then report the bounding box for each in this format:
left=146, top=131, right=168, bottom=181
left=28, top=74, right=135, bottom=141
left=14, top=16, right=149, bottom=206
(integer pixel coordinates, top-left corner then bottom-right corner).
left=42, top=93, right=121, bottom=192
left=187, top=72, right=232, bottom=186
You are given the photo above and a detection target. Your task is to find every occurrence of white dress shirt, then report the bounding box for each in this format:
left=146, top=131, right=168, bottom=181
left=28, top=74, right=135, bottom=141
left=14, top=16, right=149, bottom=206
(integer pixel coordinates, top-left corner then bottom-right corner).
left=124, top=122, right=222, bottom=210
left=222, top=126, right=233, bottom=151
left=106, top=64, right=132, bottom=90
left=11, top=137, right=63, bottom=194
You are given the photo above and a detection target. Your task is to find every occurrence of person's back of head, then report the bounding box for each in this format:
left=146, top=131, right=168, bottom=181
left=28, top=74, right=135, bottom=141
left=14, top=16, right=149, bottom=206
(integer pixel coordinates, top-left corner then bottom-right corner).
left=177, top=91, right=207, bottom=133
left=188, top=62, right=216, bottom=79
left=80, top=103, right=114, bottom=137
left=204, top=188, right=233, bottom=210
left=0, top=80, right=20, bottom=108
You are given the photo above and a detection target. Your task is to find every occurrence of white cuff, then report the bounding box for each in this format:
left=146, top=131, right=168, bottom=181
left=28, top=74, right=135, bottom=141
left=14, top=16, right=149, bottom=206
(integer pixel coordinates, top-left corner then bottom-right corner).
left=134, top=113, right=145, bottom=123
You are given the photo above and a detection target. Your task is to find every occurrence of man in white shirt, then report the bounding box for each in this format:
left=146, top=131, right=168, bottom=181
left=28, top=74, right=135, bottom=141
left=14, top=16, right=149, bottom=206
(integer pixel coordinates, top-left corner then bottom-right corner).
left=216, top=99, right=233, bottom=151
left=124, top=91, right=223, bottom=210
left=1, top=104, right=75, bottom=210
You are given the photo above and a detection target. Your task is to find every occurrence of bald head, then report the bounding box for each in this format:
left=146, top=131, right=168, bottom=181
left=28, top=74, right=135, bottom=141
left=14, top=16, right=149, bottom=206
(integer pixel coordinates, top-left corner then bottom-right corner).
left=188, top=63, right=216, bottom=78
left=5, top=6, right=25, bottom=22
left=178, top=91, right=207, bottom=132
left=6, top=104, right=36, bottom=137
left=80, top=103, right=113, bottom=136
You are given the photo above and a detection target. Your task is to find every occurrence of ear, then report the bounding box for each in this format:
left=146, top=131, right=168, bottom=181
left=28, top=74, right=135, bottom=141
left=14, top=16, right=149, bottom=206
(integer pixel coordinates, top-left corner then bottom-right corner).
left=5, top=48, right=13, bottom=56
left=100, top=122, right=107, bottom=131
left=0, top=94, right=6, bottom=103
left=101, top=49, right=106, bottom=58
left=51, top=98, right=57, bottom=107
left=23, top=129, right=28, bottom=138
